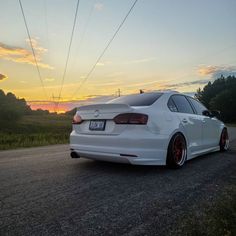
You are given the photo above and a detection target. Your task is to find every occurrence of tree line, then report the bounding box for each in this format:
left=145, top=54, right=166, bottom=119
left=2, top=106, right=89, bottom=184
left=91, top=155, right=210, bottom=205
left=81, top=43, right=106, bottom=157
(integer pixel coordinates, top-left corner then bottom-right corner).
left=195, top=75, right=236, bottom=122
left=0, top=90, right=50, bottom=122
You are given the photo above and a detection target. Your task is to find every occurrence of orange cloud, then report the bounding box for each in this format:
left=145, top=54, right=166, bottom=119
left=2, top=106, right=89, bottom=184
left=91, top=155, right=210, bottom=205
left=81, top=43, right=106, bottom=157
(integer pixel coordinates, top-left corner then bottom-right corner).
left=96, top=61, right=112, bottom=67
left=0, top=73, right=8, bottom=81
left=96, top=62, right=105, bottom=66
left=94, top=2, right=104, bottom=11
left=124, top=57, right=156, bottom=65
left=198, top=65, right=236, bottom=77
left=198, top=66, right=219, bottom=76
left=0, top=39, right=53, bottom=69
left=44, top=77, right=55, bottom=82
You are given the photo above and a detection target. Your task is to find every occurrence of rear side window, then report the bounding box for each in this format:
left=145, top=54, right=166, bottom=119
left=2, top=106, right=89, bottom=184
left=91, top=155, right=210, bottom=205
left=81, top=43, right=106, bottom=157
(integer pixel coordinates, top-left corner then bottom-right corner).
left=108, top=93, right=163, bottom=106
left=171, top=95, right=194, bottom=114
left=167, top=98, right=178, bottom=112
left=187, top=97, right=207, bottom=115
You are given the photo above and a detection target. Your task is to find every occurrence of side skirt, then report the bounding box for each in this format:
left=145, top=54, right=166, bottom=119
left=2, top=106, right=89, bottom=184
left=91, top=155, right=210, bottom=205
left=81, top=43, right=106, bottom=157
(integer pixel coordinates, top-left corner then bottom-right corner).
left=187, top=146, right=220, bottom=160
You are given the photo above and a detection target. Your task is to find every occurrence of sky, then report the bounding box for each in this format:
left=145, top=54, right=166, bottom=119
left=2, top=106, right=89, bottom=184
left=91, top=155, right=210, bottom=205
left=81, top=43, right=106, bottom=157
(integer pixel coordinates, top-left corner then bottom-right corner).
left=0, top=0, right=236, bottom=112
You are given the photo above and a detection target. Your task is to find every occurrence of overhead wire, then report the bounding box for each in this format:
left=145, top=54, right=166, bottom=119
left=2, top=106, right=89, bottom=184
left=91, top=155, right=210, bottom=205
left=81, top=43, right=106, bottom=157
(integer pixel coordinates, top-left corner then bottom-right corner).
left=43, top=0, right=49, bottom=48
left=57, top=0, right=81, bottom=105
left=43, top=0, right=51, bottom=69
left=70, top=0, right=96, bottom=70
left=18, top=0, right=49, bottom=100
left=70, top=0, right=139, bottom=99
left=77, top=0, right=96, bottom=47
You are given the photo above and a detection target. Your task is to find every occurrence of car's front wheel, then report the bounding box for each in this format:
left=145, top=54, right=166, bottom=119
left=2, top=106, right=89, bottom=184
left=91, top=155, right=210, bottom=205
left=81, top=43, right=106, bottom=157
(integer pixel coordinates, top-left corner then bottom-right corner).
left=166, top=133, right=187, bottom=168
left=219, top=128, right=229, bottom=151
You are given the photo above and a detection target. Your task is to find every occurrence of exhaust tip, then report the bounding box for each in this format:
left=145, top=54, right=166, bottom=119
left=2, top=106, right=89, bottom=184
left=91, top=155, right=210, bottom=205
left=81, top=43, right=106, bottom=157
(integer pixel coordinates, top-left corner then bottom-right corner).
left=71, top=151, right=80, bottom=159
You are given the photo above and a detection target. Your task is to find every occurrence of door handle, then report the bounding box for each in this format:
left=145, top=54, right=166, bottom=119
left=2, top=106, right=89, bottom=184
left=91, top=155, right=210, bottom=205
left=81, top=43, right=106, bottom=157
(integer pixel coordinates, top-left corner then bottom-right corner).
left=182, top=118, right=188, bottom=123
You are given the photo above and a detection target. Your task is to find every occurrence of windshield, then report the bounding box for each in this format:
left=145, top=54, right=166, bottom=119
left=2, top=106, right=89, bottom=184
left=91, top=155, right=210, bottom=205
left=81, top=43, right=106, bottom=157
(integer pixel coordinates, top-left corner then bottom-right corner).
left=108, top=93, right=163, bottom=106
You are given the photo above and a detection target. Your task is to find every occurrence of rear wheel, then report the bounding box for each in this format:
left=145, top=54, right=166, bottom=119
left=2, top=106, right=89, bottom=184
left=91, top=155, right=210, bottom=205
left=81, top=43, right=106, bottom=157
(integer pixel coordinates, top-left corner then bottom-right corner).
left=167, top=133, right=187, bottom=168
left=220, top=128, right=229, bottom=151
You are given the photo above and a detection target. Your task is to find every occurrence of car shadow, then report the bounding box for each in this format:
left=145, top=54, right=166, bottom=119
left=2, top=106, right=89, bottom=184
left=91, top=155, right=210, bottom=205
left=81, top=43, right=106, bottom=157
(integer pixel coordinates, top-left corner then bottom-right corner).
left=72, top=158, right=168, bottom=175
left=70, top=143, right=235, bottom=176
left=70, top=157, right=209, bottom=180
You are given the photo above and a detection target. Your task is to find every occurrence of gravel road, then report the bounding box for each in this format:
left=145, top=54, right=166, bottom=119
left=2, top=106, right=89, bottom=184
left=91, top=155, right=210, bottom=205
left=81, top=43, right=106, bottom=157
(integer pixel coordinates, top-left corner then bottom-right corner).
left=0, top=127, right=235, bottom=236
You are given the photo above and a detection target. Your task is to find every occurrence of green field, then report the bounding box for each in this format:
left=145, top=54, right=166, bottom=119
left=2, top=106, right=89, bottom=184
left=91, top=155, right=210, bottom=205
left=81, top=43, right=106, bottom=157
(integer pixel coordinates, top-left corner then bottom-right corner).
left=0, top=114, right=72, bottom=150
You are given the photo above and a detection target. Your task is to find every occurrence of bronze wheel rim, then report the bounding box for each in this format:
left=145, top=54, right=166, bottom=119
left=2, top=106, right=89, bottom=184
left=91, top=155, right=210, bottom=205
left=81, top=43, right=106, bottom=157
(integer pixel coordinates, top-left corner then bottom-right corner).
left=221, top=129, right=229, bottom=150
left=172, top=135, right=186, bottom=165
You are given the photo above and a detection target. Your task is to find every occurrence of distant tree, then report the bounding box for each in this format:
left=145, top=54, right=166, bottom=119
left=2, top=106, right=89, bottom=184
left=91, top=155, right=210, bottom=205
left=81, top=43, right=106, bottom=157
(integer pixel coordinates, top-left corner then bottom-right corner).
left=0, top=89, right=5, bottom=99
left=0, top=90, right=31, bottom=122
left=195, top=75, right=236, bottom=122
left=209, top=89, right=236, bottom=122
left=0, top=89, right=68, bottom=124
left=33, top=109, right=50, bottom=116
left=65, top=108, right=77, bottom=116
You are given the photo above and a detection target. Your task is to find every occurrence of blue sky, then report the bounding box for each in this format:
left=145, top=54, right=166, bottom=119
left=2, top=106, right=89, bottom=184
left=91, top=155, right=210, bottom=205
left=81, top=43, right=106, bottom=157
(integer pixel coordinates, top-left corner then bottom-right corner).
left=0, top=0, right=235, bottom=111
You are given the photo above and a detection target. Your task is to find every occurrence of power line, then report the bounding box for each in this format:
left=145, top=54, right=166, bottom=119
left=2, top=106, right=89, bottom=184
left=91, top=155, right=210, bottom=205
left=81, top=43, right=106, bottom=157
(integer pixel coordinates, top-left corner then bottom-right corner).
left=43, top=0, right=51, bottom=69
left=18, top=0, right=49, bottom=100
left=70, top=0, right=139, bottom=99
left=51, top=94, right=60, bottom=113
left=57, top=0, right=80, bottom=104
left=77, top=0, right=96, bottom=48
left=43, top=0, right=49, bottom=47
left=70, top=0, right=96, bottom=70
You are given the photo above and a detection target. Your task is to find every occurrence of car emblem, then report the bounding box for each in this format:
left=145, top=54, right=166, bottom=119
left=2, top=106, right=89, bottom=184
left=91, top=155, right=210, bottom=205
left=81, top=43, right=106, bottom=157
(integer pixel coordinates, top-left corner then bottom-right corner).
left=94, top=110, right=100, bottom=117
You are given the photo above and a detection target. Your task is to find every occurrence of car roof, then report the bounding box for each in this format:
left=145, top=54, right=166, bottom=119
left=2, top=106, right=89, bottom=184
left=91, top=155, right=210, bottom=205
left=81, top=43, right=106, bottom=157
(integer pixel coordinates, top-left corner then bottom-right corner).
left=137, top=90, right=179, bottom=95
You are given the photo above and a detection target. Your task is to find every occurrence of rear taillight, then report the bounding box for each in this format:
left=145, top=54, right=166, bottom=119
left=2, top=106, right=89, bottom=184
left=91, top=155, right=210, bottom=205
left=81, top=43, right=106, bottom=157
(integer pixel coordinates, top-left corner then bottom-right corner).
left=114, top=113, right=148, bottom=125
left=72, top=113, right=83, bottom=124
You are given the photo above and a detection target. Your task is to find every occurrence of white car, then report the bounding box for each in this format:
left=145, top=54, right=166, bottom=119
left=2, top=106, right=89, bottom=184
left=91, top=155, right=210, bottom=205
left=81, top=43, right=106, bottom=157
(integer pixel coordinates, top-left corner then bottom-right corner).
left=70, top=91, right=229, bottom=167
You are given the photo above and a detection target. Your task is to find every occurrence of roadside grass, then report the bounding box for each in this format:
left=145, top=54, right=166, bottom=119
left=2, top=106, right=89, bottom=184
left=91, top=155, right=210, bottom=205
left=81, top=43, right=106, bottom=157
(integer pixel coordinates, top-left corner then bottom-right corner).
left=173, top=185, right=236, bottom=236
left=227, top=123, right=236, bottom=127
left=0, top=114, right=72, bottom=150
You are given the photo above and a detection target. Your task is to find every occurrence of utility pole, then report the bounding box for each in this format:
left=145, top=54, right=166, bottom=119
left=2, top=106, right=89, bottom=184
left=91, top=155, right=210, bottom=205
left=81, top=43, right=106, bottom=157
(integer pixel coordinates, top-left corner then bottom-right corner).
left=118, top=88, right=121, bottom=97
left=52, top=94, right=60, bottom=113
left=116, top=88, right=121, bottom=97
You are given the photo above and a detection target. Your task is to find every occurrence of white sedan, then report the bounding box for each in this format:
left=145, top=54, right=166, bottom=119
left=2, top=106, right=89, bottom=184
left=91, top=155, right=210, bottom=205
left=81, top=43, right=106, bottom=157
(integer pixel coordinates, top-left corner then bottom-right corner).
left=70, top=91, right=229, bottom=168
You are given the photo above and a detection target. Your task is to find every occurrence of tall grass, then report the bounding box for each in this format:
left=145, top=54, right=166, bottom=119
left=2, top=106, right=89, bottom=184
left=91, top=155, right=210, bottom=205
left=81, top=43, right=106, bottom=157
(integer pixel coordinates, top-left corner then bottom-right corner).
left=0, top=114, right=72, bottom=150
left=0, top=133, right=70, bottom=150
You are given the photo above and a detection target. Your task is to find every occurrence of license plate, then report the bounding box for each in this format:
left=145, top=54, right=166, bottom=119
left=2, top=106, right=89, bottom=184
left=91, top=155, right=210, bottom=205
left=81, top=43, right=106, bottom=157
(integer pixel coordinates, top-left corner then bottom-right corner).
left=89, top=120, right=106, bottom=131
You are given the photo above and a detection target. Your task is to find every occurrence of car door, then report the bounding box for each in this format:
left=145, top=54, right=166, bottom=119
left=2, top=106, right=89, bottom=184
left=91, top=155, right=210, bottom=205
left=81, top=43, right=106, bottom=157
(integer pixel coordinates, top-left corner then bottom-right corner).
left=187, top=97, right=220, bottom=149
left=202, top=115, right=221, bottom=149
left=170, top=95, right=202, bottom=154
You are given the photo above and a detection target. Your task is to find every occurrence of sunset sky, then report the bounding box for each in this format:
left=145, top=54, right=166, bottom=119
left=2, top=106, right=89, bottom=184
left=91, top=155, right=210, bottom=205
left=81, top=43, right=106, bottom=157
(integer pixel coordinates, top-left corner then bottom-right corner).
left=1, top=0, right=236, bottom=112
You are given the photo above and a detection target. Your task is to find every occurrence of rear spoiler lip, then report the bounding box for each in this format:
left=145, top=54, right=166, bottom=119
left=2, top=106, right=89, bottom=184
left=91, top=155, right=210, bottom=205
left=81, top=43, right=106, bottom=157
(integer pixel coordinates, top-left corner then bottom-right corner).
left=76, top=103, right=132, bottom=112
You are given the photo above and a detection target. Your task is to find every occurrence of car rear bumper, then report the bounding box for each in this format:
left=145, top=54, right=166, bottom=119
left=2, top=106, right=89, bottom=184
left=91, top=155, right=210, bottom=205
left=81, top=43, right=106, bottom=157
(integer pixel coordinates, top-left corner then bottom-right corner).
left=70, top=130, right=169, bottom=165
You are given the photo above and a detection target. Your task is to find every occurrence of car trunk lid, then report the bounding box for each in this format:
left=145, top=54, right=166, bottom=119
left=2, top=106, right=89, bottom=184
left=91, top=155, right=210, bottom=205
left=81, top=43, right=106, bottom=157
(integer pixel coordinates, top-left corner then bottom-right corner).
left=73, top=103, right=133, bottom=135
left=77, top=103, right=132, bottom=119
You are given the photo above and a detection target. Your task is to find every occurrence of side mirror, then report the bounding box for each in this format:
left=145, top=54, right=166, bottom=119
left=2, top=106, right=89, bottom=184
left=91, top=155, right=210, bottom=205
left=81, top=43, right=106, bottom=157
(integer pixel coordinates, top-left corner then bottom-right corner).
left=202, top=110, right=211, bottom=117
left=210, top=110, right=220, bottom=117
left=202, top=110, right=220, bottom=118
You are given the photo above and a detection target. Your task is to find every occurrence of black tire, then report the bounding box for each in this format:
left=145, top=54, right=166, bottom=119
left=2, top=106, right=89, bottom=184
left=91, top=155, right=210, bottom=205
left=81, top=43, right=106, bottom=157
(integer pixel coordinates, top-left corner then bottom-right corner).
left=219, top=128, right=229, bottom=152
left=166, top=133, right=187, bottom=168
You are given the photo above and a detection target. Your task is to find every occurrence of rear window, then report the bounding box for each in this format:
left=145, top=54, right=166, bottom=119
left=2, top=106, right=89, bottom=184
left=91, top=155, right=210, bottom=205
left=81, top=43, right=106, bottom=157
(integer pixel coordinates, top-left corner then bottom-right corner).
left=108, top=93, right=163, bottom=106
